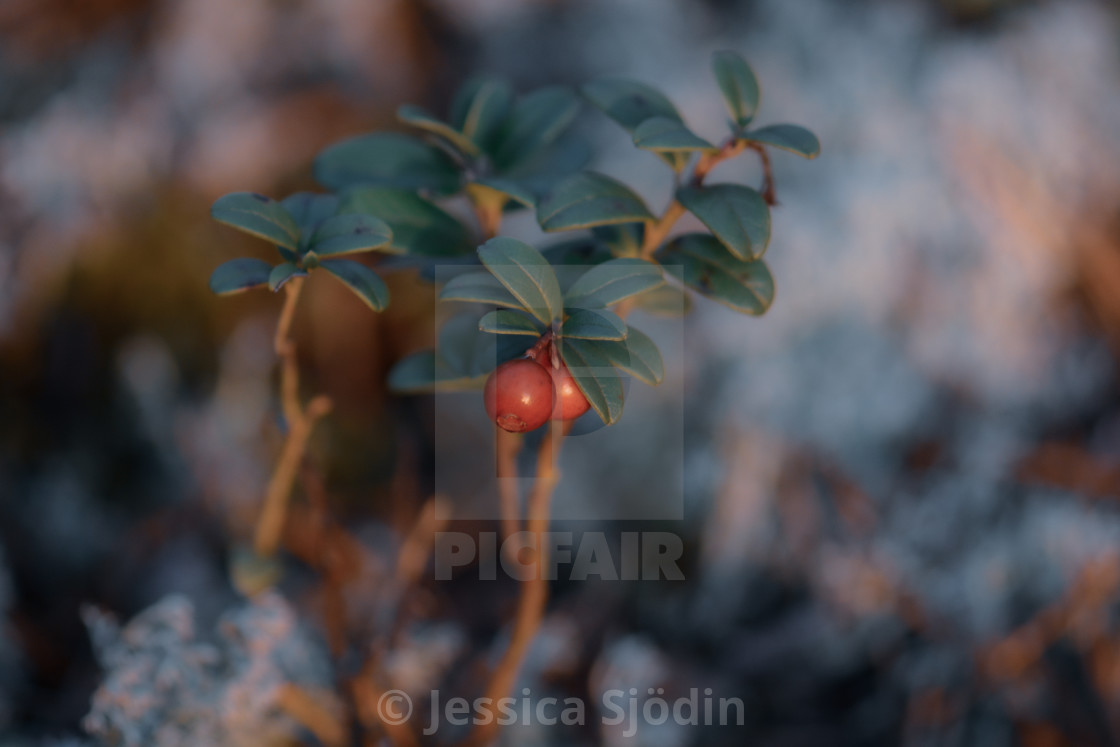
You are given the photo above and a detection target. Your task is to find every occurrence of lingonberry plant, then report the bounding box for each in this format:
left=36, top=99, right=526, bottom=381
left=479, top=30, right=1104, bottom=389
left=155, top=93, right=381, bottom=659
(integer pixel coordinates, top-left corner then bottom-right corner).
left=209, top=51, right=817, bottom=744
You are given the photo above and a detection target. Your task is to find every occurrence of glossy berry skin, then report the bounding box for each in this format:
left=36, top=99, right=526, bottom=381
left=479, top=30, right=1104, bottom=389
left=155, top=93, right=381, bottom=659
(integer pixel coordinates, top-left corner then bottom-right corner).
left=527, top=340, right=592, bottom=422
left=549, top=362, right=591, bottom=421
left=484, top=358, right=554, bottom=433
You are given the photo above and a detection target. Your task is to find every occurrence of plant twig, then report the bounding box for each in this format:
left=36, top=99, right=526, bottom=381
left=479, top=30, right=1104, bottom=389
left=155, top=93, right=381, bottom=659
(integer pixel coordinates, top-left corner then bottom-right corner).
left=745, top=142, right=777, bottom=206
left=496, top=428, right=522, bottom=541
left=350, top=497, right=447, bottom=747
left=639, top=138, right=750, bottom=258
left=276, top=684, right=348, bottom=747
left=467, top=420, right=567, bottom=747
left=351, top=676, right=420, bottom=747
left=467, top=184, right=506, bottom=240
left=254, top=278, right=333, bottom=558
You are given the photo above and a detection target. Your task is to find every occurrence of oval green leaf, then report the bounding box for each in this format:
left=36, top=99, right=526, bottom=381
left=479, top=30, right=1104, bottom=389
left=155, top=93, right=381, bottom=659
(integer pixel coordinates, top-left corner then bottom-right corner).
left=468, top=178, right=536, bottom=208
left=560, top=308, right=627, bottom=341
left=450, top=76, right=514, bottom=150
left=712, top=50, right=760, bottom=129
left=211, top=192, right=301, bottom=251
left=559, top=338, right=625, bottom=425
left=438, top=272, right=522, bottom=308
left=319, top=259, right=390, bottom=312
left=397, top=104, right=480, bottom=157
left=631, top=284, right=692, bottom=318
left=314, top=133, right=462, bottom=195
left=338, top=187, right=473, bottom=257
left=499, top=131, right=592, bottom=196
left=479, top=309, right=543, bottom=336
left=665, top=233, right=775, bottom=315
left=493, top=86, right=581, bottom=170
left=268, top=262, right=307, bottom=292
left=309, top=213, right=393, bottom=257
left=209, top=258, right=273, bottom=295
left=581, top=78, right=682, bottom=132
left=632, top=116, right=716, bottom=153
left=597, top=326, right=665, bottom=386
left=677, top=184, right=771, bottom=260
left=477, top=237, right=563, bottom=325
left=537, top=171, right=654, bottom=232
left=744, top=123, right=821, bottom=159
left=563, top=258, right=665, bottom=308
left=281, top=192, right=339, bottom=250
left=581, top=78, right=689, bottom=171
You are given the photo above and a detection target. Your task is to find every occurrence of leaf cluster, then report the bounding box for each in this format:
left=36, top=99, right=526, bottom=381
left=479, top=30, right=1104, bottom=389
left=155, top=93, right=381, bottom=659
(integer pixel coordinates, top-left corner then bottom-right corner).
left=207, top=51, right=818, bottom=427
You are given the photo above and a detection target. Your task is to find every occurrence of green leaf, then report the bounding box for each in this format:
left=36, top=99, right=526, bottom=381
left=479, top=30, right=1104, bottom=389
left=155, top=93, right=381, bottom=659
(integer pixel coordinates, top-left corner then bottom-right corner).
left=632, top=116, right=715, bottom=152
left=598, top=326, right=665, bottom=385
left=499, top=131, right=592, bottom=195
left=542, top=238, right=614, bottom=268
left=677, top=184, right=771, bottom=260
left=478, top=309, right=543, bottom=336
left=581, top=78, right=689, bottom=171
left=450, top=76, right=514, bottom=150
left=388, top=350, right=489, bottom=393
left=314, top=133, right=462, bottom=195
left=440, top=313, right=531, bottom=378
left=560, top=308, right=627, bottom=340
left=439, top=272, right=523, bottom=308
left=744, top=124, right=820, bottom=159
left=268, top=262, right=307, bottom=292
left=309, top=213, right=394, bottom=257
left=281, top=192, right=339, bottom=249
left=493, top=86, right=581, bottom=169
left=559, top=338, right=625, bottom=425
left=593, top=224, right=643, bottom=258
left=338, top=187, right=473, bottom=257
left=581, top=78, right=682, bottom=132
left=563, top=257, right=665, bottom=307
left=664, top=233, right=775, bottom=315
left=211, top=192, right=301, bottom=251
left=712, top=50, right=760, bottom=129
left=397, top=104, right=481, bottom=157
left=467, top=178, right=536, bottom=208
left=319, top=259, right=390, bottom=311
left=537, top=171, right=654, bottom=232
left=477, top=237, right=564, bottom=325
left=631, top=284, right=692, bottom=318
left=209, top=258, right=272, bottom=295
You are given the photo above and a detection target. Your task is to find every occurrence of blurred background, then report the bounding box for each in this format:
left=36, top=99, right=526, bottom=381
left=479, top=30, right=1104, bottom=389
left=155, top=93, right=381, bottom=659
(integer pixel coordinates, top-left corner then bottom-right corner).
left=3, top=0, right=1120, bottom=744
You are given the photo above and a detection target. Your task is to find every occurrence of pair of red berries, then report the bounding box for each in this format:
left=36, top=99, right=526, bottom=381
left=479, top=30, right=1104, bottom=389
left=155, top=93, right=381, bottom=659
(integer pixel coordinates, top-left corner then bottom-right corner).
left=483, top=339, right=590, bottom=433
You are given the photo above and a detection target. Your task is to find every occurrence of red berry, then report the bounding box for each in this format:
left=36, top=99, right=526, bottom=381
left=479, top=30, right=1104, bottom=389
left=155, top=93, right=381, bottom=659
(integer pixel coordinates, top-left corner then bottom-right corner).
left=526, top=337, right=591, bottom=422
left=483, top=358, right=554, bottom=433
left=550, top=362, right=590, bottom=421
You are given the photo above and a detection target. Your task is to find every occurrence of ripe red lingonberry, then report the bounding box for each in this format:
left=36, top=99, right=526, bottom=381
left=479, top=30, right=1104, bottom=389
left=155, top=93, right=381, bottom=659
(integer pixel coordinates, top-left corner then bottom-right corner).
left=549, top=361, right=590, bottom=421
left=483, top=358, right=554, bottom=433
left=526, top=339, right=591, bottom=421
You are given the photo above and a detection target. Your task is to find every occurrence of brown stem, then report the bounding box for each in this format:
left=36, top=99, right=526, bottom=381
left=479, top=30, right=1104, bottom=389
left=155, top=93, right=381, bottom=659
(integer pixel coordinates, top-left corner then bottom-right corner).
left=276, top=684, right=347, bottom=747
left=253, top=278, right=333, bottom=558
left=639, top=138, right=750, bottom=259
left=351, top=676, right=420, bottom=747
left=639, top=200, right=686, bottom=259
left=351, top=497, right=447, bottom=747
left=746, top=142, right=777, bottom=206
left=467, top=420, right=567, bottom=747
left=467, top=184, right=506, bottom=240
left=496, top=428, right=522, bottom=541
left=275, top=278, right=304, bottom=425
left=254, top=395, right=331, bottom=557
